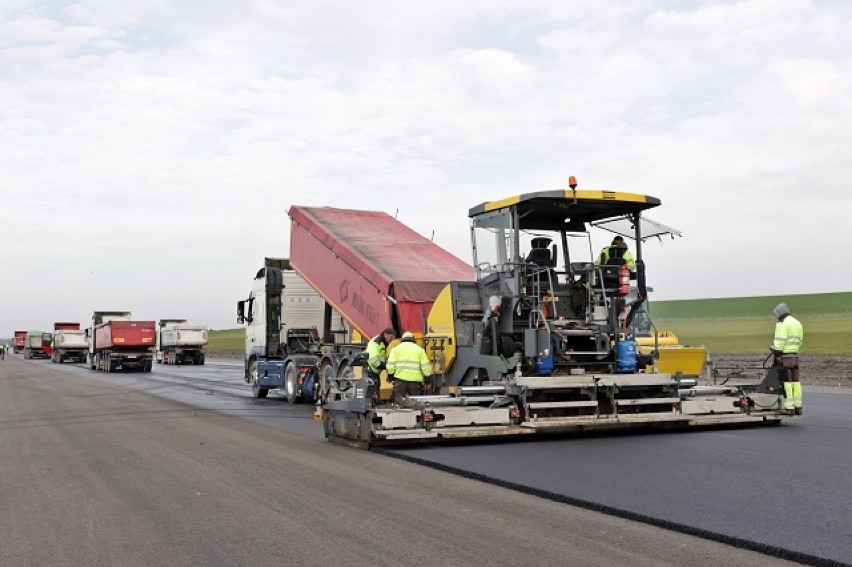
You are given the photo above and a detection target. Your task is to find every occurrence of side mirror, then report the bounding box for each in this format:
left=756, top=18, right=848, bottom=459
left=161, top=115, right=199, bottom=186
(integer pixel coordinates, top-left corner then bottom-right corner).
left=237, top=300, right=246, bottom=325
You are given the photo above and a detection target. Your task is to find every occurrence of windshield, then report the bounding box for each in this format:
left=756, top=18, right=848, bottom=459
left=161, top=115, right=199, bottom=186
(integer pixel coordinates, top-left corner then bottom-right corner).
left=471, top=209, right=515, bottom=276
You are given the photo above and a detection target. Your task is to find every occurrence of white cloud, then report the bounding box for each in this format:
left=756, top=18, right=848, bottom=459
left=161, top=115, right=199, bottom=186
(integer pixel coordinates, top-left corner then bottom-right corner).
left=2, top=0, right=852, bottom=333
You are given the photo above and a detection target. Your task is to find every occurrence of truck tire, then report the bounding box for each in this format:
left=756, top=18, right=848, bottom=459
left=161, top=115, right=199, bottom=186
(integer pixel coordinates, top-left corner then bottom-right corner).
left=318, top=361, right=336, bottom=400
left=197, top=354, right=205, bottom=366
left=284, top=363, right=299, bottom=404
left=249, top=359, right=268, bottom=399
left=143, top=361, right=152, bottom=372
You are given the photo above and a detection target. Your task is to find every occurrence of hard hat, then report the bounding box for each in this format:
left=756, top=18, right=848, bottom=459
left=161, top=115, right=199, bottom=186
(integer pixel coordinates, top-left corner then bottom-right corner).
left=402, top=331, right=414, bottom=339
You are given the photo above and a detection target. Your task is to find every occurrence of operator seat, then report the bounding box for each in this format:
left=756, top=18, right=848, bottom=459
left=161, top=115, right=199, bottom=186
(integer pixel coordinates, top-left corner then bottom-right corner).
left=527, top=237, right=557, bottom=297
left=601, top=255, right=626, bottom=296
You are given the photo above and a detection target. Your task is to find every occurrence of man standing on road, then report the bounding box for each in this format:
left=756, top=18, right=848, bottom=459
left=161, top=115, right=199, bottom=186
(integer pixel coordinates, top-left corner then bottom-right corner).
left=365, top=327, right=396, bottom=401
left=386, top=331, right=432, bottom=406
left=772, top=303, right=804, bottom=416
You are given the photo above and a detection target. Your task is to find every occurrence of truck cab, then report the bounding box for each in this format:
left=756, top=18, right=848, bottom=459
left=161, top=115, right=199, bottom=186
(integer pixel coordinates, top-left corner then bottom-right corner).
left=237, top=258, right=355, bottom=402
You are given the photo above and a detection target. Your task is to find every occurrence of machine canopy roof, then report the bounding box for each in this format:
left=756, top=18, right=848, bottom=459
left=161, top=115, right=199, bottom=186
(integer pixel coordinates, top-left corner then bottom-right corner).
left=469, top=189, right=662, bottom=231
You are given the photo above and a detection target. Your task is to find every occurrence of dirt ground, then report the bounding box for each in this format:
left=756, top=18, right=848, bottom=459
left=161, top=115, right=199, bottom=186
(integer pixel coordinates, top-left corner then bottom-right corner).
left=709, top=353, right=852, bottom=391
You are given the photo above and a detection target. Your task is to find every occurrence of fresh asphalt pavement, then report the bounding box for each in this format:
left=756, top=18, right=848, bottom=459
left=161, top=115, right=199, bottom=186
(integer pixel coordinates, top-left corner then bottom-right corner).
left=5, top=355, right=849, bottom=565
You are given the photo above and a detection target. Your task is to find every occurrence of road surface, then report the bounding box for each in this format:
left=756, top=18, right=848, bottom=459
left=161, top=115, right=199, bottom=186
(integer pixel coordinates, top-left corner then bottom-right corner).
left=3, top=355, right=847, bottom=565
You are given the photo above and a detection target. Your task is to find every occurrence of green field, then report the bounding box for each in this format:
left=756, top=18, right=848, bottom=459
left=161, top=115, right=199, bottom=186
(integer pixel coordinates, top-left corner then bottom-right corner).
left=653, top=291, right=852, bottom=354
left=208, top=292, right=852, bottom=355
left=208, top=328, right=245, bottom=350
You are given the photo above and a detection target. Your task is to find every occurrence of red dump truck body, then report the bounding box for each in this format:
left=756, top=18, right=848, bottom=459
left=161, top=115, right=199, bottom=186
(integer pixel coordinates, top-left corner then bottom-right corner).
left=288, top=206, right=475, bottom=339
left=94, top=321, right=156, bottom=350
left=54, top=322, right=81, bottom=331
left=14, top=331, right=26, bottom=352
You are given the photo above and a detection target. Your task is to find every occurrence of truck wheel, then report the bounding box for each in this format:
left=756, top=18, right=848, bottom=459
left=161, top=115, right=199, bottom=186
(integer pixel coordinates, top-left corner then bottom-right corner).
left=318, top=361, right=336, bottom=400
left=249, top=359, right=268, bottom=399
left=198, top=355, right=205, bottom=366
left=143, top=361, right=152, bottom=372
left=337, top=361, right=354, bottom=380
left=284, top=363, right=299, bottom=404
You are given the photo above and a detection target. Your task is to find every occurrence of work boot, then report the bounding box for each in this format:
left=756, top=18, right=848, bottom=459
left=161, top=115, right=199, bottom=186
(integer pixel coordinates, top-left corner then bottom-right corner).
left=794, top=407, right=802, bottom=416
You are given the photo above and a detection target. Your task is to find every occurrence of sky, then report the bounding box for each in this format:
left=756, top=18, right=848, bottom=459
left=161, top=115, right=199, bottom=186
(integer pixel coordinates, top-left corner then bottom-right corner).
left=2, top=0, right=851, bottom=333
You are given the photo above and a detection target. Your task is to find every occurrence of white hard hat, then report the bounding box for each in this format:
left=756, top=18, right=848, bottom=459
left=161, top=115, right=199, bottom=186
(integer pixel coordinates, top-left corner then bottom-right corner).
left=402, top=331, right=414, bottom=339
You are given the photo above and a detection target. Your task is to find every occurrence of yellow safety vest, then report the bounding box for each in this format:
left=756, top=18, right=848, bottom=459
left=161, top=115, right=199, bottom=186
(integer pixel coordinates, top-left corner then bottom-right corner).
left=386, top=341, right=432, bottom=382
left=774, top=315, right=804, bottom=354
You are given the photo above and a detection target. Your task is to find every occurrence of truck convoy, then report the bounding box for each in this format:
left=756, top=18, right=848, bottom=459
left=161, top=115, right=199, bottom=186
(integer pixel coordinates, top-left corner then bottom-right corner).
left=23, top=330, right=52, bottom=359
left=252, top=180, right=786, bottom=447
left=88, top=311, right=155, bottom=372
left=156, top=319, right=208, bottom=365
left=13, top=331, right=26, bottom=353
left=52, top=322, right=88, bottom=363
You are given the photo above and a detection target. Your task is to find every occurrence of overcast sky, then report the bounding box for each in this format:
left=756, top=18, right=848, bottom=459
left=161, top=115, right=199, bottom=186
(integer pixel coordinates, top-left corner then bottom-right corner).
left=2, top=0, right=850, bottom=333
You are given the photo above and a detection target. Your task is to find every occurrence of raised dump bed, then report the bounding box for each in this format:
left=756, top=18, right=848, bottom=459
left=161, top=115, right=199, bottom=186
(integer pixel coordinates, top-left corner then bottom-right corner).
left=288, top=206, right=475, bottom=338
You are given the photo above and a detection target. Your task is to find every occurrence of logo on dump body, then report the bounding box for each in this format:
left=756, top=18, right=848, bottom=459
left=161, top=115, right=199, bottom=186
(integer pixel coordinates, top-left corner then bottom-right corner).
left=340, top=278, right=350, bottom=303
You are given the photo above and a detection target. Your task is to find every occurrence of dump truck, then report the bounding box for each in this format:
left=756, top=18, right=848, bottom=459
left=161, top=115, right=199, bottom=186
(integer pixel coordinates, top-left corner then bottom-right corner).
left=237, top=258, right=357, bottom=402
left=156, top=319, right=208, bottom=365
left=24, top=330, right=52, bottom=359
left=13, top=331, right=26, bottom=353
left=304, top=180, right=786, bottom=446
left=88, top=311, right=155, bottom=372
left=52, top=322, right=88, bottom=363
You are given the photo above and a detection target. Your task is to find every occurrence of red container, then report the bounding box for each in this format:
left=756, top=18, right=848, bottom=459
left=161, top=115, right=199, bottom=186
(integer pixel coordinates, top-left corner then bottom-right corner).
left=54, top=322, right=81, bottom=331
left=288, top=206, right=474, bottom=338
left=14, top=331, right=26, bottom=347
left=94, top=321, right=156, bottom=350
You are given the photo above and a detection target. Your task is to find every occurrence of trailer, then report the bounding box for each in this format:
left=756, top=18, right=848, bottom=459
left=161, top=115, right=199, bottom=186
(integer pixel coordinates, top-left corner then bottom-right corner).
left=13, top=331, right=26, bottom=354
left=52, top=322, right=88, bottom=363
left=88, top=311, right=155, bottom=372
left=156, top=319, right=208, bottom=365
left=24, top=331, right=52, bottom=359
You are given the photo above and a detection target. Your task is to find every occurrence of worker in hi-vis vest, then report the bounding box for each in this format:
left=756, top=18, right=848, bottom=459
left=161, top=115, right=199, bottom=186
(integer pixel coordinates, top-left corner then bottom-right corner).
left=364, top=327, right=396, bottom=401
left=772, top=302, right=804, bottom=416
left=385, top=331, right=432, bottom=406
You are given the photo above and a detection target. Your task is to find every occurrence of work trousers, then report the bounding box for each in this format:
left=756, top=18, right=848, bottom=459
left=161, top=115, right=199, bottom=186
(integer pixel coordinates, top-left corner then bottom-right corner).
left=391, top=380, right=422, bottom=406
left=776, top=354, right=802, bottom=410
left=366, top=370, right=382, bottom=401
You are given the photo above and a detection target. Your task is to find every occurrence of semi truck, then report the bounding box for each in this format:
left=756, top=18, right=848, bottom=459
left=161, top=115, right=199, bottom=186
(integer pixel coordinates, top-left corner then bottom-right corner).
left=87, top=311, right=155, bottom=372
left=52, top=322, right=88, bottom=363
left=23, top=331, right=52, bottom=359
left=13, top=331, right=26, bottom=353
left=237, top=258, right=356, bottom=402
left=156, top=319, right=208, bottom=365
left=291, top=181, right=786, bottom=446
